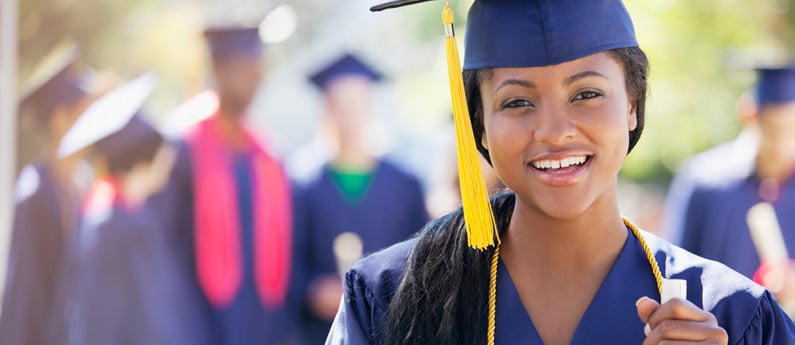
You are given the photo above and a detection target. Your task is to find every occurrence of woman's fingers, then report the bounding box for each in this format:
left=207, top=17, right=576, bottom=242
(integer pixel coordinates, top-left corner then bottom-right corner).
left=646, top=298, right=717, bottom=328
left=637, top=296, right=728, bottom=345
left=642, top=319, right=728, bottom=344
left=636, top=296, right=660, bottom=324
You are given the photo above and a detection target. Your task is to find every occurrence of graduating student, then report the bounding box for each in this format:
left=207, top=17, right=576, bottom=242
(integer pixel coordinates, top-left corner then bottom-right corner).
left=661, top=92, right=758, bottom=244
left=293, top=53, right=429, bottom=345
left=327, top=1, right=795, bottom=344
left=682, top=67, right=795, bottom=312
left=0, top=46, right=94, bottom=345
left=148, top=26, right=295, bottom=345
left=49, top=74, right=206, bottom=345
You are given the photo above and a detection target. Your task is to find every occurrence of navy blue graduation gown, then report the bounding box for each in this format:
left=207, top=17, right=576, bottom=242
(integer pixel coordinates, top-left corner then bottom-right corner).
left=682, top=176, right=795, bottom=279
left=326, top=230, right=795, bottom=344
left=49, top=200, right=207, bottom=344
left=293, top=161, right=429, bottom=345
left=0, top=163, right=78, bottom=345
left=147, top=142, right=296, bottom=345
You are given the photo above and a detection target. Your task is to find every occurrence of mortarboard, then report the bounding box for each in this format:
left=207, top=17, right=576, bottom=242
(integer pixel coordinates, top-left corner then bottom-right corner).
left=58, top=73, right=158, bottom=159
left=370, top=0, right=639, bottom=250
left=372, top=0, right=637, bottom=69
left=308, top=53, right=383, bottom=90
left=19, top=45, right=89, bottom=122
left=755, top=66, right=795, bottom=109
left=203, top=26, right=264, bottom=61
left=93, top=114, right=164, bottom=174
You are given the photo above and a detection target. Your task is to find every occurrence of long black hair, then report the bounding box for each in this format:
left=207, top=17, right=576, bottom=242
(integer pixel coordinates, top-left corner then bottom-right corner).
left=384, top=192, right=515, bottom=345
left=382, top=47, right=649, bottom=345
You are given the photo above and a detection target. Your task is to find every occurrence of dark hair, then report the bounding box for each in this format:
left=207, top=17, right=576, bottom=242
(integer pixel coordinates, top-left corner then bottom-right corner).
left=384, top=192, right=515, bottom=345
left=382, top=47, right=649, bottom=345
left=467, top=47, right=650, bottom=165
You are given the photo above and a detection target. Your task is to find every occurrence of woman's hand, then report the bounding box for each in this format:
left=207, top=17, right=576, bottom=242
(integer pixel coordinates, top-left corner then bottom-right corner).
left=636, top=296, right=728, bottom=345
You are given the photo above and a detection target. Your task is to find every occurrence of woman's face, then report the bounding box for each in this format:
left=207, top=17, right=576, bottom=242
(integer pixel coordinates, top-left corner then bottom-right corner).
left=479, top=52, right=637, bottom=220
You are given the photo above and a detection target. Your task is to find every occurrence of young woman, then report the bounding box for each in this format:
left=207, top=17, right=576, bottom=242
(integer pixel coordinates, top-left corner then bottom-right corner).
left=326, top=1, right=795, bottom=344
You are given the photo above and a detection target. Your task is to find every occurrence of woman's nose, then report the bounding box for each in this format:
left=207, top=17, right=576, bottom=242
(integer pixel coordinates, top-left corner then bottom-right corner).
left=532, top=106, right=576, bottom=145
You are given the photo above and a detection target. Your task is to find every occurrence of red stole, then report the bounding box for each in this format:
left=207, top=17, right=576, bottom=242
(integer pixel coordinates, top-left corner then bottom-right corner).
left=186, top=115, right=292, bottom=310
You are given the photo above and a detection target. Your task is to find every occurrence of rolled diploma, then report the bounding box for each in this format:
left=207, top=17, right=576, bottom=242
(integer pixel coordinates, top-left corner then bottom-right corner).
left=661, top=279, right=687, bottom=304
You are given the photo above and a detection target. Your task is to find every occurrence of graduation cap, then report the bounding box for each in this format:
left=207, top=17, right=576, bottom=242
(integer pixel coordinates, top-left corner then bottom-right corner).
left=755, top=66, right=795, bottom=109
left=204, top=26, right=264, bottom=61
left=370, top=0, right=640, bottom=251
left=58, top=72, right=159, bottom=159
left=373, top=0, right=637, bottom=69
left=19, top=44, right=90, bottom=122
left=308, top=53, right=383, bottom=90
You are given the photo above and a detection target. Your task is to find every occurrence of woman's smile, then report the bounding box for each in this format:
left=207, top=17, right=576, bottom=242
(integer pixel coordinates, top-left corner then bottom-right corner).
left=527, top=153, right=593, bottom=186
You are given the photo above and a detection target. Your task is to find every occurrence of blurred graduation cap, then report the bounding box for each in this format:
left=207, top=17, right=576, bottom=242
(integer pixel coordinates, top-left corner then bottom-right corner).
left=58, top=73, right=159, bottom=158
left=308, top=53, right=383, bottom=90
left=755, top=66, right=795, bottom=109
left=19, top=44, right=90, bottom=122
left=370, top=0, right=639, bottom=250
left=204, top=26, right=264, bottom=61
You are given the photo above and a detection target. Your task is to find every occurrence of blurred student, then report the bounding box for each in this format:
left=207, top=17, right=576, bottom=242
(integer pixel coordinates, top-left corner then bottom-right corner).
left=661, top=92, right=758, bottom=243
left=293, top=53, right=429, bottom=345
left=49, top=74, right=206, bottom=344
left=0, top=45, right=95, bottom=345
left=681, top=66, right=795, bottom=312
left=149, top=26, right=295, bottom=345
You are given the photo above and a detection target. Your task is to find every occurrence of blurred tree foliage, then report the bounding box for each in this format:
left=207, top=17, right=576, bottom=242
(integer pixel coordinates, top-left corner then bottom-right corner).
left=621, top=0, right=795, bottom=186
left=18, top=0, right=153, bottom=76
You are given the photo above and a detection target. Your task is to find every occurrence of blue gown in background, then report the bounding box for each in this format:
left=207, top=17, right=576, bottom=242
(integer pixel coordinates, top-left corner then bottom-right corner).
left=0, top=163, right=77, bottom=345
left=327, top=229, right=795, bottom=345
left=682, top=175, right=795, bottom=279
left=293, top=160, right=429, bottom=345
left=148, top=142, right=296, bottom=345
left=50, top=197, right=207, bottom=345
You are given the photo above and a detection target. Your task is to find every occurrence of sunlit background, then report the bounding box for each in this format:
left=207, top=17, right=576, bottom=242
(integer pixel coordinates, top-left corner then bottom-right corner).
left=2, top=0, right=795, bottom=314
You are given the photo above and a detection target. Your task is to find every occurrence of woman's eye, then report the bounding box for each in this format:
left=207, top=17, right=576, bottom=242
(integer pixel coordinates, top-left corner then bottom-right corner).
left=502, top=98, right=533, bottom=109
left=572, top=90, right=602, bottom=101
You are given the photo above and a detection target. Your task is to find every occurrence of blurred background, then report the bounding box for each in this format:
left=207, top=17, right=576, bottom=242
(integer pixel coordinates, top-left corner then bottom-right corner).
left=2, top=0, right=795, bottom=340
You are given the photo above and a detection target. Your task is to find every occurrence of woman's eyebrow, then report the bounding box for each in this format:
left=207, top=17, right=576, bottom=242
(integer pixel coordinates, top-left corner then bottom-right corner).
left=495, top=79, right=535, bottom=92
left=564, top=70, right=608, bottom=86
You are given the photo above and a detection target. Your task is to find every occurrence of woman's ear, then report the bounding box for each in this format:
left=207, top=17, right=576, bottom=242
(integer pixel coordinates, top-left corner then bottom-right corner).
left=627, top=100, right=638, bottom=131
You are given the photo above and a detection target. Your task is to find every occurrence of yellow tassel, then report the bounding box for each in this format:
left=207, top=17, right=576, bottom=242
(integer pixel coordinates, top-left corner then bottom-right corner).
left=442, top=4, right=498, bottom=250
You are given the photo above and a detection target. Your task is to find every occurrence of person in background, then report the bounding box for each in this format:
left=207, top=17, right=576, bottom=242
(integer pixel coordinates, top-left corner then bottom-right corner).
left=293, top=53, right=429, bottom=345
left=48, top=73, right=207, bottom=344
left=681, top=66, right=795, bottom=313
left=661, top=91, right=758, bottom=244
left=148, top=25, right=296, bottom=345
left=0, top=45, right=95, bottom=345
